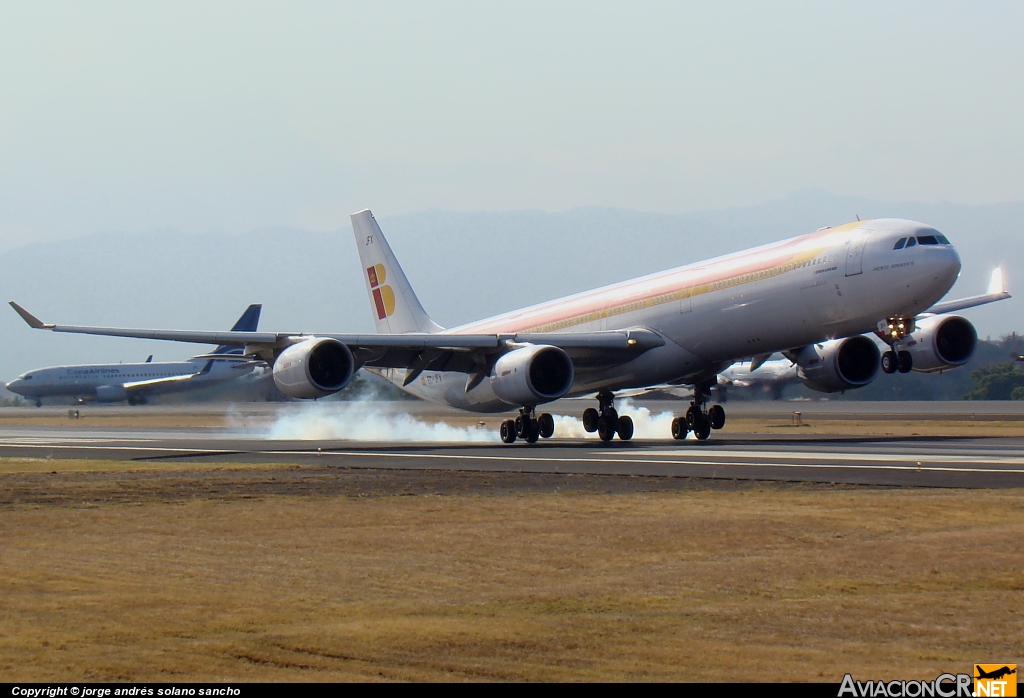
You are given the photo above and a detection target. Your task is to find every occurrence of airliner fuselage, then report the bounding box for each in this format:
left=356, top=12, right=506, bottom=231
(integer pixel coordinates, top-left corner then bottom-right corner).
left=379, top=219, right=960, bottom=411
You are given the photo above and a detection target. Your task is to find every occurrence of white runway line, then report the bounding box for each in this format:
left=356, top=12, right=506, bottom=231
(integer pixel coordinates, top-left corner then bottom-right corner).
left=316, top=450, right=1024, bottom=475
left=634, top=449, right=1024, bottom=466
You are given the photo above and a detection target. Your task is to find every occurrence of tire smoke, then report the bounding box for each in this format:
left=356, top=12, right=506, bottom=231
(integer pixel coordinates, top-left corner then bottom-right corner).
left=550, top=399, right=694, bottom=440
left=254, top=398, right=690, bottom=443
left=264, top=401, right=498, bottom=442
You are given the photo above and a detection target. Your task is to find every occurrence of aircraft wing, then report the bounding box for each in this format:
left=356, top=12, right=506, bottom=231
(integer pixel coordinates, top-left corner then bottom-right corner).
left=9, top=302, right=665, bottom=373
left=922, top=268, right=1010, bottom=316
left=123, top=372, right=202, bottom=391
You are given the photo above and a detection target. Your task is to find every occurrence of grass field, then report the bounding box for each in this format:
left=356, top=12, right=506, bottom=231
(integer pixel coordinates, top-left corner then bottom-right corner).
left=1, top=460, right=1022, bottom=682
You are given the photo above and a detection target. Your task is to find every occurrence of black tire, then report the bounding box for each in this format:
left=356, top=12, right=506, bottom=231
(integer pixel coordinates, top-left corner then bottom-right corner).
left=671, top=416, right=689, bottom=440
left=538, top=413, right=555, bottom=439
left=693, top=415, right=712, bottom=441
left=881, top=351, right=898, bottom=374
left=500, top=419, right=517, bottom=444
left=515, top=415, right=526, bottom=437
left=524, top=423, right=540, bottom=443
left=617, top=415, right=634, bottom=441
left=582, top=408, right=600, bottom=433
left=897, top=350, right=913, bottom=374
left=685, top=405, right=697, bottom=427
left=35, top=400, right=42, bottom=408
left=709, top=404, right=726, bottom=430
left=597, top=416, right=616, bottom=442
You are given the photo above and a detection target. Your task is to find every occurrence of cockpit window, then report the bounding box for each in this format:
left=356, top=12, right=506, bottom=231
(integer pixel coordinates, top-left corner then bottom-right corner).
left=905, top=237, right=917, bottom=248
left=893, top=238, right=907, bottom=250
left=917, top=235, right=939, bottom=245
left=936, top=234, right=950, bottom=244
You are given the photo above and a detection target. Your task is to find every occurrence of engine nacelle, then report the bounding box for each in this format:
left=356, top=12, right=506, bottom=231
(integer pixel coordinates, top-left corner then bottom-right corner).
left=797, top=335, right=880, bottom=393
left=904, top=315, right=977, bottom=373
left=95, top=384, right=128, bottom=402
left=491, top=344, right=575, bottom=406
left=272, top=338, right=356, bottom=399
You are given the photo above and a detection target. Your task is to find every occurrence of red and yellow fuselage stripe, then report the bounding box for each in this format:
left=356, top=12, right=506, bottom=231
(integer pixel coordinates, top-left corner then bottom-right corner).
left=451, top=222, right=861, bottom=335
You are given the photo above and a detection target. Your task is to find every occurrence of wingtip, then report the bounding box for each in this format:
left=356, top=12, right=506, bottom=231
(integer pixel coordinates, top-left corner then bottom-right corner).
left=988, top=268, right=1006, bottom=295
left=8, top=301, right=48, bottom=329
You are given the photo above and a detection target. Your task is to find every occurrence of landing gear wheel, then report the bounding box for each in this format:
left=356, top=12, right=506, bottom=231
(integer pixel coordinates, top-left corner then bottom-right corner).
left=582, top=408, right=600, bottom=433
left=500, top=419, right=517, bottom=444
left=881, top=351, right=898, bottom=374
left=538, top=413, right=555, bottom=439
left=709, top=404, right=726, bottom=430
left=897, top=351, right=913, bottom=374
left=35, top=400, right=42, bottom=408
left=692, top=414, right=712, bottom=441
left=671, top=416, right=689, bottom=440
left=597, top=416, right=617, bottom=442
left=617, top=415, right=634, bottom=441
left=524, top=424, right=540, bottom=443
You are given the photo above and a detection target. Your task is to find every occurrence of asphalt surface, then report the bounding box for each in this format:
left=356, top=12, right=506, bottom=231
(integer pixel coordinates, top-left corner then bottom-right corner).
left=1, top=418, right=1023, bottom=489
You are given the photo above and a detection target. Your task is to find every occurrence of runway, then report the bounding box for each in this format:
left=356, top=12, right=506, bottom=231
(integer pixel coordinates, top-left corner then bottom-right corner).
left=1, top=419, right=1023, bottom=488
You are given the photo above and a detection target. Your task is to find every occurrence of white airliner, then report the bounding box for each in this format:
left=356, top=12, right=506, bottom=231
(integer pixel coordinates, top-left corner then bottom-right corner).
left=9, top=212, right=1010, bottom=442
left=6, top=305, right=262, bottom=406
left=717, top=357, right=801, bottom=400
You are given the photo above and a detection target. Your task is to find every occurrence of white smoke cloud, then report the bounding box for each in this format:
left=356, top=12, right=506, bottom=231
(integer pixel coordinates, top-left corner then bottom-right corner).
left=551, top=399, right=694, bottom=440
left=264, top=401, right=498, bottom=442
left=256, top=397, right=692, bottom=443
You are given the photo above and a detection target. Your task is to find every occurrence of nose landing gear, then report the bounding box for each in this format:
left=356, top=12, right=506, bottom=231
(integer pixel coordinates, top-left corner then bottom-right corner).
left=881, top=350, right=913, bottom=374
left=582, top=390, right=633, bottom=442
left=672, top=381, right=726, bottom=441
left=499, top=406, right=555, bottom=444
left=878, top=317, right=915, bottom=375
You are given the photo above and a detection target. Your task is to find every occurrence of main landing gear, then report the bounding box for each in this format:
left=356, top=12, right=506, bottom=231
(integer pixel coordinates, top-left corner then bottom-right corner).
left=671, top=381, right=726, bottom=441
left=880, top=349, right=913, bottom=374
left=582, top=390, right=633, bottom=442
left=500, top=406, right=555, bottom=444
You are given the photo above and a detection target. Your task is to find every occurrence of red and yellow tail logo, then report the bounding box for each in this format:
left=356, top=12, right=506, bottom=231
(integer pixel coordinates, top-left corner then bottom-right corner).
left=367, top=263, right=396, bottom=320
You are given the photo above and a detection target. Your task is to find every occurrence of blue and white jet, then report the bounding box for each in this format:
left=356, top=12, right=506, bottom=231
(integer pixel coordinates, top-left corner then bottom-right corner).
left=6, top=305, right=262, bottom=406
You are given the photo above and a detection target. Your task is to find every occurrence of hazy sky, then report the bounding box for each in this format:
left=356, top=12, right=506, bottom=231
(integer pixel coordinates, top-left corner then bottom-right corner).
left=1, top=1, right=1023, bottom=251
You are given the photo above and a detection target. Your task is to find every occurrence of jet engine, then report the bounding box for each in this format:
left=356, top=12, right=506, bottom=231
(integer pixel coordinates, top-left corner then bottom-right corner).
left=272, top=338, right=356, bottom=399
left=904, top=315, right=977, bottom=373
left=490, top=344, right=575, bottom=406
left=95, top=384, right=129, bottom=402
left=796, top=335, right=880, bottom=393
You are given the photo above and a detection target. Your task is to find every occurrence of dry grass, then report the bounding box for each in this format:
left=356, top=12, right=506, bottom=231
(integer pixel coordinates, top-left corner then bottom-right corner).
left=1, top=464, right=1022, bottom=682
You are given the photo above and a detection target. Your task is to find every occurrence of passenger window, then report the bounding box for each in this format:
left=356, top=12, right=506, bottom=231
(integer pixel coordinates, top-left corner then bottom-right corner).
left=917, top=235, right=939, bottom=245
left=893, top=238, right=907, bottom=250
left=906, top=237, right=917, bottom=248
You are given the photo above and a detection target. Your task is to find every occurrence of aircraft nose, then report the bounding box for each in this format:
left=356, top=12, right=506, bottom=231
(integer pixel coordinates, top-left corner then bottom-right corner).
left=6, top=379, right=20, bottom=392
left=939, top=242, right=962, bottom=284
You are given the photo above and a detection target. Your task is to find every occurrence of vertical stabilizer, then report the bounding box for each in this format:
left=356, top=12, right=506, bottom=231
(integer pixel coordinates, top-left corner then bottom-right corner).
left=351, top=209, right=443, bottom=334
left=212, top=304, right=263, bottom=355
